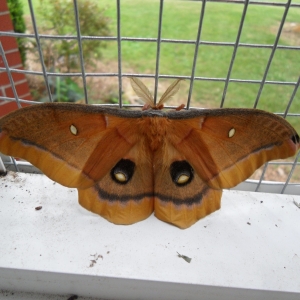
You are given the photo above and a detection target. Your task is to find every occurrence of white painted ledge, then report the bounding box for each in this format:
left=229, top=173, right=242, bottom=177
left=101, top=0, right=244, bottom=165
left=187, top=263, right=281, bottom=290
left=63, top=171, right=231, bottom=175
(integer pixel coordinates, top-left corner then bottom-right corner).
left=0, top=172, right=300, bottom=300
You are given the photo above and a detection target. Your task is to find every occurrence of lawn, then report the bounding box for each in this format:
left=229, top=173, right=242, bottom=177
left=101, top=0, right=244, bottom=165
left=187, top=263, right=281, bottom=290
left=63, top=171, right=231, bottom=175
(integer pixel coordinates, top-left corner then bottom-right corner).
left=21, top=0, right=300, bottom=132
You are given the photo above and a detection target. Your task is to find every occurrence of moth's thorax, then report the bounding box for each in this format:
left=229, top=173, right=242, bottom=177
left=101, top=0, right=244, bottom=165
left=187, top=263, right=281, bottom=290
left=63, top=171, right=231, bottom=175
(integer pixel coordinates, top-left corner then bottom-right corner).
left=139, top=116, right=170, bottom=151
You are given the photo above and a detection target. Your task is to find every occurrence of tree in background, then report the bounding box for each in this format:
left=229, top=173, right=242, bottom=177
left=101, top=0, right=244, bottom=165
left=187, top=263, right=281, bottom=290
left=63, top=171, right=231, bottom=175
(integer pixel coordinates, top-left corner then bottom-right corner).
left=35, top=0, right=111, bottom=73
left=26, top=0, right=111, bottom=102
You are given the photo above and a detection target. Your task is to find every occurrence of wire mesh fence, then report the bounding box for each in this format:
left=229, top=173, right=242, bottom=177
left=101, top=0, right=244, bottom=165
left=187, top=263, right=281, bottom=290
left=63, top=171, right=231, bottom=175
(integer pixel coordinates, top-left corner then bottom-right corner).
left=0, top=0, right=299, bottom=194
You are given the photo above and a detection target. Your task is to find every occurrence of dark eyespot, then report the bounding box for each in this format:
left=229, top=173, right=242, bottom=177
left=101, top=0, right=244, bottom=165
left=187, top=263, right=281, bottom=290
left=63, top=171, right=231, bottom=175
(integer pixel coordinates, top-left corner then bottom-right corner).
left=170, top=160, right=194, bottom=187
left=110, top=159, right=135, bottom=185
left=292, top=133, right=300, bottom=145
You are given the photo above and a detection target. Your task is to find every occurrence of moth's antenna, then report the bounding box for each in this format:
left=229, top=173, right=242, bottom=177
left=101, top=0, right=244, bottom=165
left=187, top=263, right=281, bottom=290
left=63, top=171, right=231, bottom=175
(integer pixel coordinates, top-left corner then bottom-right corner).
left=158, top=79, right=182, bottom=106
left=129, top=77, right=155, bottom=107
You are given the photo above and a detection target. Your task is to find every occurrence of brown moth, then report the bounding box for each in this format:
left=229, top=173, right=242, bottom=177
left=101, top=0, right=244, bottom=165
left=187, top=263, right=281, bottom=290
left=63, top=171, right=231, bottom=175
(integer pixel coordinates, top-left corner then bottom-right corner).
left=0, top=78, right=299, bottom=228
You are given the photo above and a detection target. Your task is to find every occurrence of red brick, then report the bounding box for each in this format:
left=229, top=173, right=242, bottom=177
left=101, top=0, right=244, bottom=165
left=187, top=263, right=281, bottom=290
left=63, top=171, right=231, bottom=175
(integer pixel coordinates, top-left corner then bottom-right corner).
left=0, top=1, right=9, bottom=12
left=0, top=36, right=18, bottom=52
left=0, top=70, right=26, bottom=86
left=0, top=101, right=18, bottom=117
left=0, top=50, right=22, bottom=68
left=4, top=81, right=31, bottom=98
left=0, top=14, right=14, bottom=31
left=0, top=101, right=31, bottom=118
left=0, top=1, right=33, bottom=117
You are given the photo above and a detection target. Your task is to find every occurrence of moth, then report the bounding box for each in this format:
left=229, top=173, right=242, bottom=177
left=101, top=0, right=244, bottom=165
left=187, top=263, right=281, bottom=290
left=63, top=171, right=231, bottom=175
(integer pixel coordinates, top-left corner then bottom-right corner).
left=0, top=78, right=299, bottom=229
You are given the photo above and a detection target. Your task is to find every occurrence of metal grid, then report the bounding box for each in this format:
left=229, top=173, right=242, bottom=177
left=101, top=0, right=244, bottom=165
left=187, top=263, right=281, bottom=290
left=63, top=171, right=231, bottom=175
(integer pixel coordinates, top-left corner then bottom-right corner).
left=0, top=0, right=299, bottom=194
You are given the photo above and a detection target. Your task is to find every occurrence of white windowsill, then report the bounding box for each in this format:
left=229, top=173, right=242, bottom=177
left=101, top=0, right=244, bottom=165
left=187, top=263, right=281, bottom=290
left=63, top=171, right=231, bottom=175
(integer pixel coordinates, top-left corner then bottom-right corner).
left=0, top=171, right=300, bottom=300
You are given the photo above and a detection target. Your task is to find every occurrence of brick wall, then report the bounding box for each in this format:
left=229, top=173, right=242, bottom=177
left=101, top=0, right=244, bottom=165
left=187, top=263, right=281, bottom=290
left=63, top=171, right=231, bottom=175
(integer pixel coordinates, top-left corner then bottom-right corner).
left=0, top=0, right=32, bottom=117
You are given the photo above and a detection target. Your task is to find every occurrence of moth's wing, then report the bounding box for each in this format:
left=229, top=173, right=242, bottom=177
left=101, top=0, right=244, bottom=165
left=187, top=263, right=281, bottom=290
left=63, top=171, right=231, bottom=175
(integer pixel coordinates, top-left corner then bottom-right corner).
left=153, top=108, right=299, bottom=229
left=167, top=108, right=299, bottom=190
left=153, top=140, right=222, bottom=229
left=0, top=103, right=141, bottom=189
left=79, top=137, right=154, bottom=225
left=0, top=103, right=154, bottom=225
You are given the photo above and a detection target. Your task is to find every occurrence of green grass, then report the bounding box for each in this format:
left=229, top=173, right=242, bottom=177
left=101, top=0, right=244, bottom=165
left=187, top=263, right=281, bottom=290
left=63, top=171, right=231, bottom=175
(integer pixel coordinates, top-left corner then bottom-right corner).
left=21, top=0, right=300, bottom=132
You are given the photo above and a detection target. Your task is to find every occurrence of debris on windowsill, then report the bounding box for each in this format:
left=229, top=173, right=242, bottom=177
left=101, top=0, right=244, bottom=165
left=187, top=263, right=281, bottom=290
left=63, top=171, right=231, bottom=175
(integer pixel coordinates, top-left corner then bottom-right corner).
left=293, top=200, right=300, bottom=209
left=177, top=252, right=192, bottom=263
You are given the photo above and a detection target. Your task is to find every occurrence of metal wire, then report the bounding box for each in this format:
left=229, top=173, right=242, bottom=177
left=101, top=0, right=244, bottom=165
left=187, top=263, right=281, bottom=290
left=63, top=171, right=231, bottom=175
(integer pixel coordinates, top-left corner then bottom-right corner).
left=283, top=75, right=300, bottom=118
left=153, top=0, right=164, bottom=105
left=221, top=0, right=249, bottom=107
left=0, top=42, right=21, bottom=108
left=116, top=0, right=123, bottom=107
left=28, top=0, right=53, bottom=102
left=253, top=0, right=292, bottom=108
left=282, top=151, right=300, bottom=193
left=73, top=0, right=88, bottom=104
left=0, top=0, right=299, bottom=193
left=186, top=0, right=207, bottom=109
left=0, top=32, right=300, bottom=50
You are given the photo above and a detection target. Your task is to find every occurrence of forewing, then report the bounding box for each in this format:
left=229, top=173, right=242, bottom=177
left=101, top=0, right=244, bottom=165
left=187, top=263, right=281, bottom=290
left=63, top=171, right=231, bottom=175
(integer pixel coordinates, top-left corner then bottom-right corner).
left=0, top=103, right=141, bottom=189
left=167, top=108, right=299, bottom=189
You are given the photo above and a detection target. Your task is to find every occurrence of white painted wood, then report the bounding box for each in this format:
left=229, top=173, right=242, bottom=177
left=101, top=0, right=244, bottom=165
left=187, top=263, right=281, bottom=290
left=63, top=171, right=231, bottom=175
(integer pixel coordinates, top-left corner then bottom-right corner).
left=0, top=172, right=300, bottom=299
left=235, top=180, right=300, bottom=196
left=0, top=290, right=100, bottom=300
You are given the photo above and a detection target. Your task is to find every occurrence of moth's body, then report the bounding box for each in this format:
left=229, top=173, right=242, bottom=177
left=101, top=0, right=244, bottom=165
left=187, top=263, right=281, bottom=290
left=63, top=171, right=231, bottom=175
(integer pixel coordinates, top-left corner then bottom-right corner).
left=0, top=102, right=299, bottom=228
